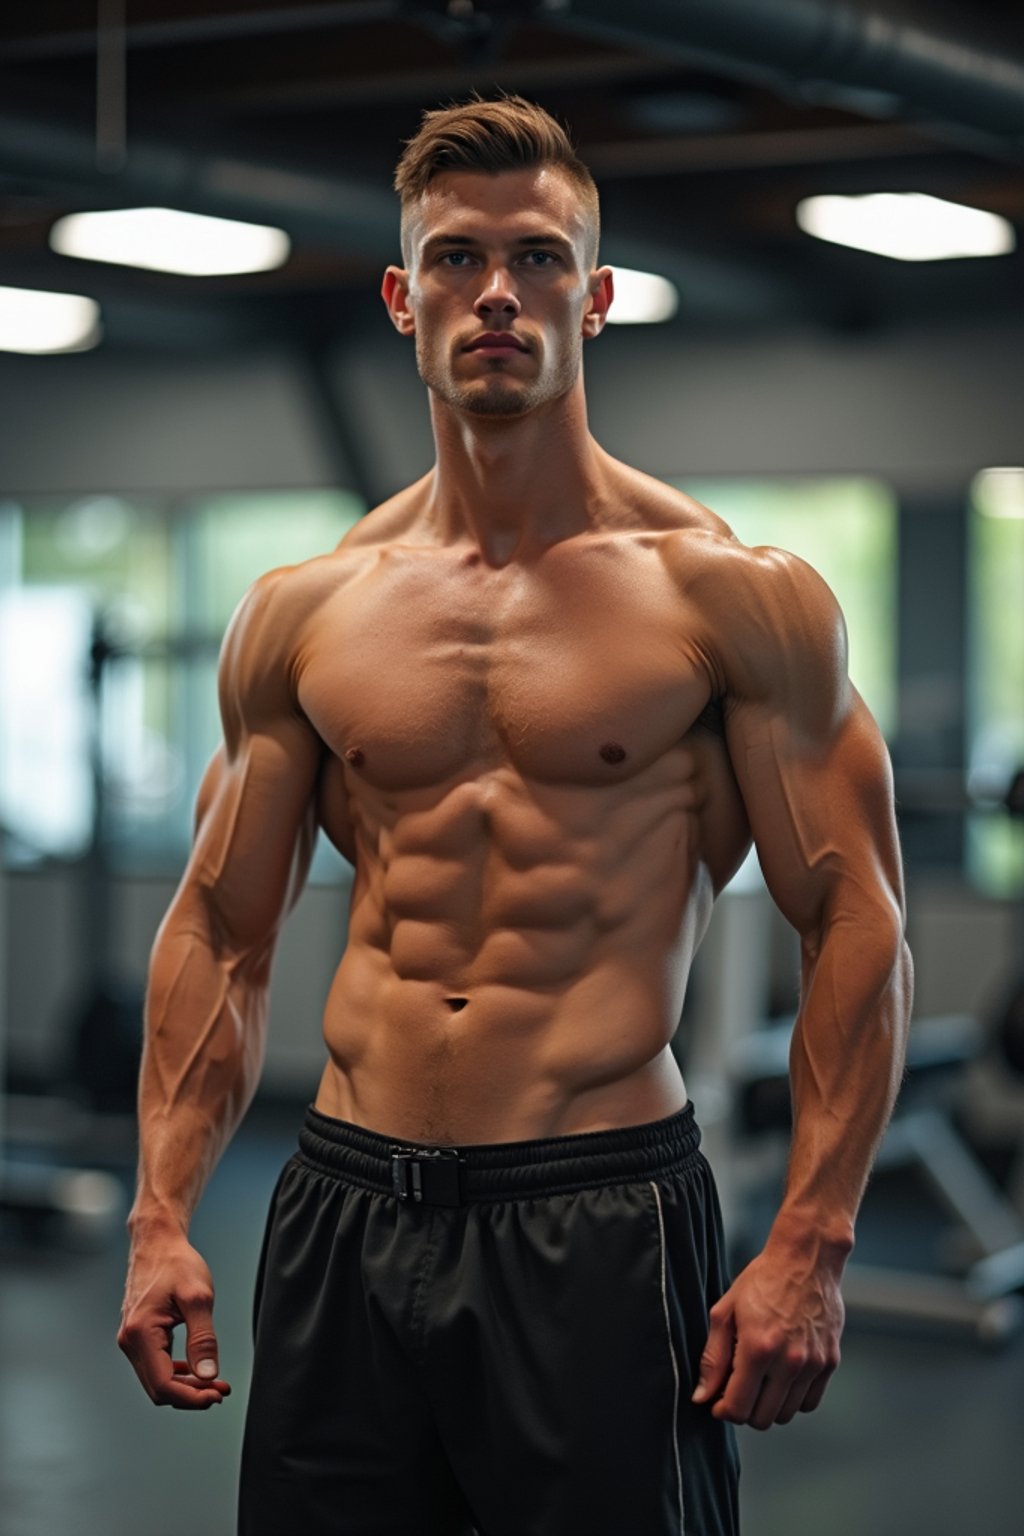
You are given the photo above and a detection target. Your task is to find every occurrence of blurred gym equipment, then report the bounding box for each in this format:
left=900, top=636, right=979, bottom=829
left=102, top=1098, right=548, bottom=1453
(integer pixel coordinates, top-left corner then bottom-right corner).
left=730, top=764, right=1024, bottom=1345
left=1, top=601, right=219, bottom=1248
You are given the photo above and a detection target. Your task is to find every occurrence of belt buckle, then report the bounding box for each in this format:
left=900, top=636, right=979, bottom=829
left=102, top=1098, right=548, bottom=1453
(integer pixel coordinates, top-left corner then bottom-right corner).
left=390, top=1146, right=464, bottom=1205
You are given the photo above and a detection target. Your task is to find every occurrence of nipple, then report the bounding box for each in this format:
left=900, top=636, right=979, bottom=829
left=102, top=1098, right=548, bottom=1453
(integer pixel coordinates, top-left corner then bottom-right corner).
left=599, top=742, right=627, bottom=764
left=345, top=746, right=365, bottom=768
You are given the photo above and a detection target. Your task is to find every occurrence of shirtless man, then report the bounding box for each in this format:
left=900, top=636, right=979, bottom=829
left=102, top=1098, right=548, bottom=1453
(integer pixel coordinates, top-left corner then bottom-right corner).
left=119, top=96, right=912, bottom=1536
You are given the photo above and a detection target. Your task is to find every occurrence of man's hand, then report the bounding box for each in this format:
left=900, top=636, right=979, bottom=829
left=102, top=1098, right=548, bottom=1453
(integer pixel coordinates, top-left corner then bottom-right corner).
left=118, top=1230, right=231, bottom=1409
left=691, top=1241, right=844, bottom=1431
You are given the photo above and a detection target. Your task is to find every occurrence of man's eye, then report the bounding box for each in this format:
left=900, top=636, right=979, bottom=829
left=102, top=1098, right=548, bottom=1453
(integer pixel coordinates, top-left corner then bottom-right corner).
left=441, top=251, right=472, bottom=266
left=524, top=250, right=557, bottom=266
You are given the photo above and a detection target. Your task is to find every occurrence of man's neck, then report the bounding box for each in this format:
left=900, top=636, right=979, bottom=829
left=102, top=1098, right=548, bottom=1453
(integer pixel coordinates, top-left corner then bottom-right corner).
left=426, top=384, right=610, bottom=566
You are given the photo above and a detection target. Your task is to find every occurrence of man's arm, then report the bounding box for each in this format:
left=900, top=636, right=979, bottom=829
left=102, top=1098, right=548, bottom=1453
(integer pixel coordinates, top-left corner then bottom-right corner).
left=118, top=569, right=324, bottom=1409
left=693, top=547, right=913, bottom=1431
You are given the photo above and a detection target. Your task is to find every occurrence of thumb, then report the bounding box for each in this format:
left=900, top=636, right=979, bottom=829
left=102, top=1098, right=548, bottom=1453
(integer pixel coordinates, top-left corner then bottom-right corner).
left=692, top=1301, right=735, bottom=1404
left=181, top=1291, right=220, bottom=1381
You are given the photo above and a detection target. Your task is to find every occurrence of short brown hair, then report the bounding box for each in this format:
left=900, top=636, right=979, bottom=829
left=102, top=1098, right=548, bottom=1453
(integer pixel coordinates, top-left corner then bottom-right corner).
left=394, top=92, right=599, bottom=266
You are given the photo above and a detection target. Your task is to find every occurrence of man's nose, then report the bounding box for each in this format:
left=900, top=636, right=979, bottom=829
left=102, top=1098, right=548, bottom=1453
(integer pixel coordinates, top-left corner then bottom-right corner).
left=473, top=267, right=521, bottom=319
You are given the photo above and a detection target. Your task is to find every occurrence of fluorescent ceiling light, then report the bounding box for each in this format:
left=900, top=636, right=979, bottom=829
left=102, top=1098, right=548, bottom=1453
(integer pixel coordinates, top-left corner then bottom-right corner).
left=796, top=192, right=1015, bottom=261
left=974, top=466, right=1024, bottom=519
left=0, top=286, right=101, bottom=355
left=608, top=266, right=679, bottom=324
left=50, top=207, right=291, bottom=276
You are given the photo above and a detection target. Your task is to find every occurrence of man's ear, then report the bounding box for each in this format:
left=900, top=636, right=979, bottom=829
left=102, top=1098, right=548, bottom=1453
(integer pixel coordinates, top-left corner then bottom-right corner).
left=582, top=267, right=614, bottom=340
left=382, top=266, right=415, bottom=336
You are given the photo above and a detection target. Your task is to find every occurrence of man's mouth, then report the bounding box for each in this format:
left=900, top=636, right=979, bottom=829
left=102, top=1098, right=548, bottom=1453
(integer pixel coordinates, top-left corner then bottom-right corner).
left=464, top=332, right=528, bottom=353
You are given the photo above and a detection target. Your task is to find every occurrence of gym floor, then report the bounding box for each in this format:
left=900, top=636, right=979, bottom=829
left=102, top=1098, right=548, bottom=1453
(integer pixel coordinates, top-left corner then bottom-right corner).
left=2, top=1097, right=1021, bottom=1536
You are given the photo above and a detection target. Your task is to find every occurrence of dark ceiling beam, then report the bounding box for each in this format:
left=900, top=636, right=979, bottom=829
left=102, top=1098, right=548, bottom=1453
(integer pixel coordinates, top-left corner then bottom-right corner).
left=201, top=49, right=658, bottom=112
left=0, top=2, right=401, bottom=61
left=8, top=0, right=1024, bottom=156
left=586, top=119, right=944, bottom=177
left=559, top=0, right=1024, bottom=148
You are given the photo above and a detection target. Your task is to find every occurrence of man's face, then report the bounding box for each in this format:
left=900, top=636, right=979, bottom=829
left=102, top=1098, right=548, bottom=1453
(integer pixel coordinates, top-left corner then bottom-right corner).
left=383, top=167, right=612, bottom=420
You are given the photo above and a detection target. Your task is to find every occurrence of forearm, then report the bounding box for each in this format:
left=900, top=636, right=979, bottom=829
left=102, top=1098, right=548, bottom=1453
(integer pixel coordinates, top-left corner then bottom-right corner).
left=769, top=905, right=913, bottom=1264
left=130, top=902, right=270, bottom=1238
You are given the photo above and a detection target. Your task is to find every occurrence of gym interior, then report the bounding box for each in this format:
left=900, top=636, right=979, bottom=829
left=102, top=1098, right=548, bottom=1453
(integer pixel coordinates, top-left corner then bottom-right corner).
left=1, top=4, right=1023, bottom=1534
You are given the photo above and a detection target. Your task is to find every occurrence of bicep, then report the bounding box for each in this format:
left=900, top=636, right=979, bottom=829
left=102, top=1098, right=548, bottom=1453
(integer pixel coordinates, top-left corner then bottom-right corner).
left=192, top=746, right=225, bottom=840
left=187, top=714, right=323, bottom=958
left=727, top=690, right=905, bottom=940
left=180, top=576, right=325, bottom=958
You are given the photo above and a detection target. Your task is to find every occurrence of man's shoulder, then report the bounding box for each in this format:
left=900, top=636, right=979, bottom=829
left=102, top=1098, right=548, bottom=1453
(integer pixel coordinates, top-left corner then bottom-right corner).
left=257, top=487, right=432, bottom=604
left=709, top=544, right=847, bottom=717
left=609, top=461, right=734, bottom=540
left=608, top=465, right=801, bottom=592
left=649, top=512, right=846, bottom=711
left=234, top=548, right=359, bottom=628
left=674, top=534, right=836, bottom=609
left=336, top=477, right=431, bottom=551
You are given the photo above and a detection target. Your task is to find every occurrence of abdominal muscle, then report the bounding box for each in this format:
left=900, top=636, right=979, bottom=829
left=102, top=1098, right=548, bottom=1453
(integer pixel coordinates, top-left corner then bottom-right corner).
left=312, top=758, right=713, bottom=1145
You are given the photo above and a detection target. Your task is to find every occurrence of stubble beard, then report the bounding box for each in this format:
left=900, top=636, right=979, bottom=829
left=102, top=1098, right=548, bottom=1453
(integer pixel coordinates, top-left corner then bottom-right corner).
left=418, top=336, right=581, bottom=420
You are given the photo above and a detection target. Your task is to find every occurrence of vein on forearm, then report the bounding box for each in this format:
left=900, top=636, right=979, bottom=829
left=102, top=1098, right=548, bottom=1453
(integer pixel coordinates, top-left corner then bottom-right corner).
left=783, top=901, right=910, bottom=1230
left=137, top=916, right=269, bottom=1223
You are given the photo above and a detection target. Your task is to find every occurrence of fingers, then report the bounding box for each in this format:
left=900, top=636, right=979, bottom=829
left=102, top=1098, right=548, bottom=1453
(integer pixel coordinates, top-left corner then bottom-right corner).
left=740, top=1361, right=824, bottom=1431
left=140, top=1349, right=230, bottom=1408
left=690, top=1250, right=844, bottom=1430
left=708, top=1345, right=838, bottom=1430
left=180, top=1286, right=222, bottom=1387
left=797, top=1369, right=833, bottom=1416
left=147, top=1351, right=228, bottom=1410
left=174, top=1370, right=234, bottom=1406
left=705, top=1330, right=767, bottom=1426
left=691, top=1299, right=736, bottom=1407
left=117, top=1250, right=231, bottom=1410
left=119, top=1317, right=229, bottom=1409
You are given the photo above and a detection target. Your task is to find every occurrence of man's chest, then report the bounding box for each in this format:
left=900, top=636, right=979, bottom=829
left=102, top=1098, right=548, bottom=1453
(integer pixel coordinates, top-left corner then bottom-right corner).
left=297, top=542, right=717, bottom=790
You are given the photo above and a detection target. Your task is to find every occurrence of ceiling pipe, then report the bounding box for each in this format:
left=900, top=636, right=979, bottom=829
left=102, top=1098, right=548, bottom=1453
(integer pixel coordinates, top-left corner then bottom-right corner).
left=1, top=1, right=1021, bottom=293
left=558, top=0, right=1024, bottom=148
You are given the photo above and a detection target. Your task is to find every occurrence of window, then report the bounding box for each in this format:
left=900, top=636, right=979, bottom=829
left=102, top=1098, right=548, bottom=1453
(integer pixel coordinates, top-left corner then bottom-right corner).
left=170, top=490, right=364, bottom=878
left=673, top=476, right=899, bottom=735
left=967, top=469, right=1024, bottom=896
left=0, top=490, right=364, bottom=878
left=1, top=494, right=172, bottom=861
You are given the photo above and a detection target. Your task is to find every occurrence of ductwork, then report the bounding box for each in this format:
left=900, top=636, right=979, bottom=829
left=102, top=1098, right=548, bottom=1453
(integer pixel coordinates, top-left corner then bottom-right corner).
left=558, top=0, right=1024, bottom=149
left=1, top=0, right=1023, bottom=255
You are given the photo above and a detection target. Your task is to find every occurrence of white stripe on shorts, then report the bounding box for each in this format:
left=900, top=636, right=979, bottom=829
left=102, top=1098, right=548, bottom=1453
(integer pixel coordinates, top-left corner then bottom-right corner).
left=649, top=1179, right=685, bottom=1536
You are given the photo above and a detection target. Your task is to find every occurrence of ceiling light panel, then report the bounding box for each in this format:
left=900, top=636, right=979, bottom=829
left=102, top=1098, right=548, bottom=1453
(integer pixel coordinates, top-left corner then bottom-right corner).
left=607, top=267, right=679, bottom=324
left=796, top=192, right=1015, bottom=262
left=0, top=286, right=102, bottom=355
left=49, top=207, right=291, bottom=277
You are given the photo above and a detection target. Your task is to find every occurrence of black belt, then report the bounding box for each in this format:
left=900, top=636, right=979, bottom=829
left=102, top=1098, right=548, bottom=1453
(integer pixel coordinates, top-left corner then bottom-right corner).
left=390, top=1146, right=466, bottom=1206
left=297, top=1102, right=702, bottom=1205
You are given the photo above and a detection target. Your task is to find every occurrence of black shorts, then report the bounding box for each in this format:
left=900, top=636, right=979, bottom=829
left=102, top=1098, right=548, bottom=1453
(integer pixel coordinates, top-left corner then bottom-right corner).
left=239, top=1102, right=740, bottom=1536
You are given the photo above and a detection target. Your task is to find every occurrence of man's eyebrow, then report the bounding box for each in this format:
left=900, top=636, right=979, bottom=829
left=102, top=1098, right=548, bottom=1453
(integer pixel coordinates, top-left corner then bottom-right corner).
left=420, top=231, right=576, bottom=255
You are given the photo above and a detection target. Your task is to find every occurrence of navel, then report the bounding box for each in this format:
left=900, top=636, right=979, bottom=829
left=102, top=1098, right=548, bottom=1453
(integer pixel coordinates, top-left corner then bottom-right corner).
left=445, top=997, right=469, bottom=1012
left=345, top=746, right=365, bottom=768
left=599, top=742, right=627, bottom=764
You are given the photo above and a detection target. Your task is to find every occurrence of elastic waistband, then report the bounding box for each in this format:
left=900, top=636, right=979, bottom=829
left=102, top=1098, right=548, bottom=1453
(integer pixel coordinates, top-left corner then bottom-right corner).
left=296, top=1101, right=702, bottom=1204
